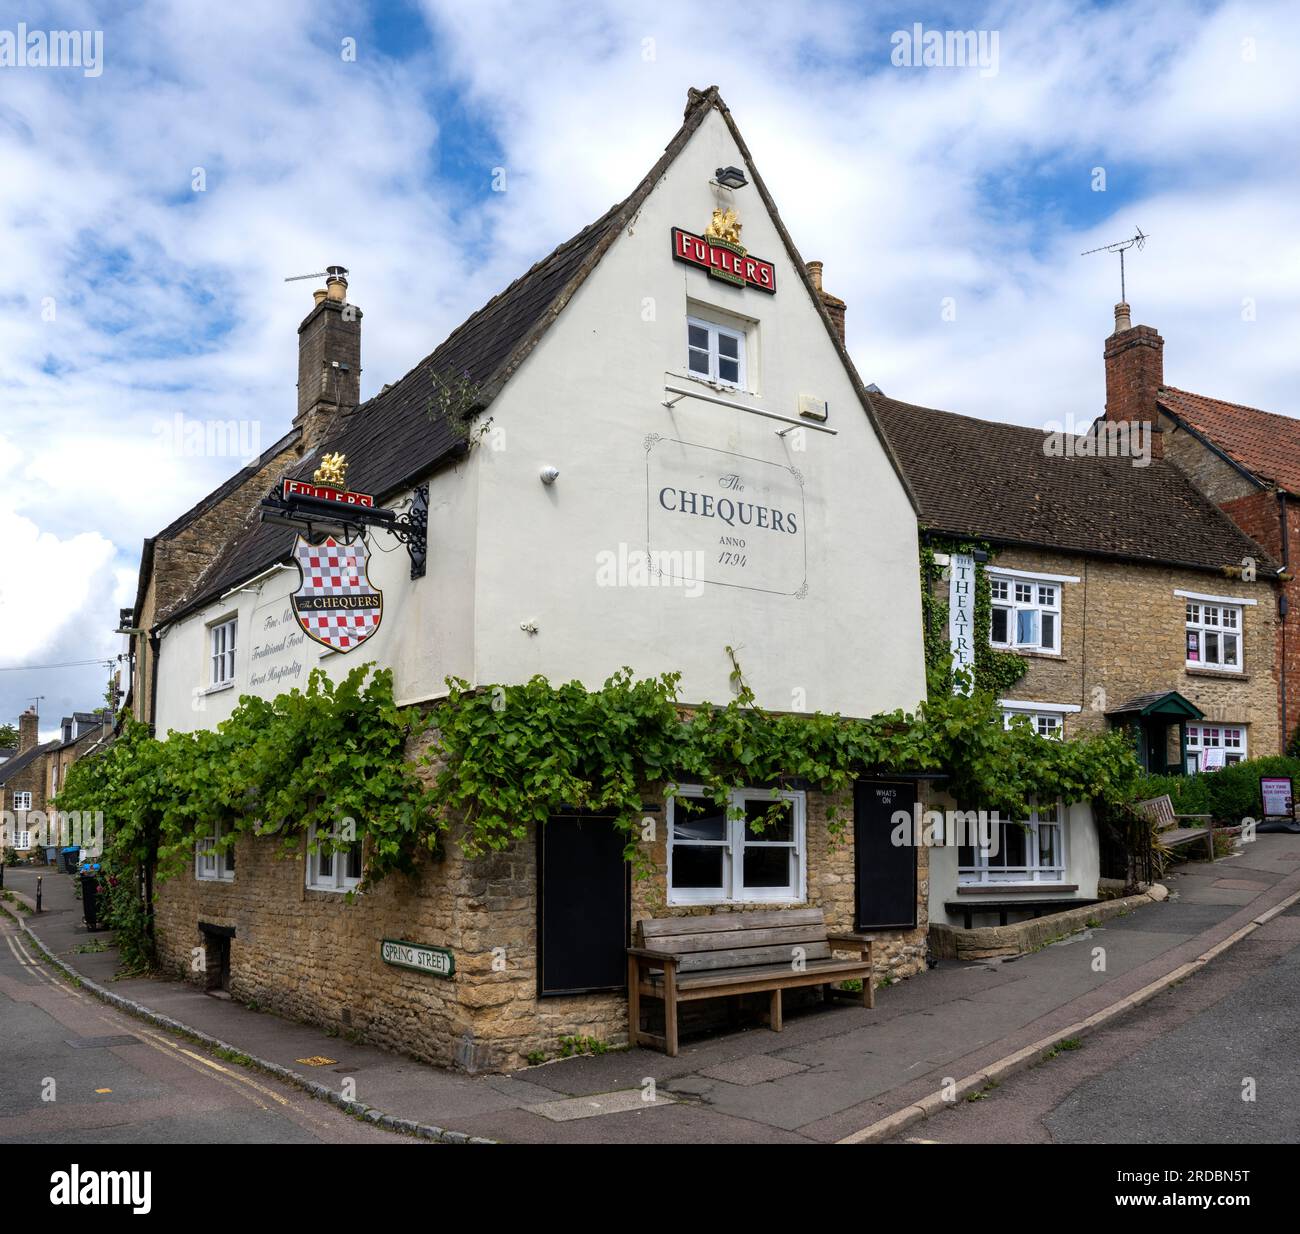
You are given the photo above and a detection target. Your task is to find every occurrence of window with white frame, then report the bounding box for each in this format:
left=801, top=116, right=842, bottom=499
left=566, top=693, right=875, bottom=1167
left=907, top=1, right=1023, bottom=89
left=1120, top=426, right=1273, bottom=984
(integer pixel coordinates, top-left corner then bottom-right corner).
left=989, top=575, right=1061, bottom=653
left=51, top=762, right=59, bottom=795
left=15, top=830, right=31, bottom=849
left=686, top=316, right=746, bottom=389
left=1002, top=709, right=1064, bottom=739
left=959, top=799, right=1065, bottom=885
left=12, top=791, right=32, bottom=812
left=1185, top=724, right=1247, bottom=773
left=1185, top=602, right=1242, bottom=671
left=306, top=820, right=363, bottom=892
left=195, top=820, right=236, bottom=882
left=209, top=617, right=237, bottom=687
left=668, top=786, right=805, bottom=905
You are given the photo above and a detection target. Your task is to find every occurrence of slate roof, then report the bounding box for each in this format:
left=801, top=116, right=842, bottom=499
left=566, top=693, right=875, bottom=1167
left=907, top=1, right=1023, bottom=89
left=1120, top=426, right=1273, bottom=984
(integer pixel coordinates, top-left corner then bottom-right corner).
left=1159, top=387, right=1300, bottom=495
left=164, top=86, right=914, bottom=627
left=870, top=391, right=1281, bottom=576
left=0, top=740, right=58, bottom=786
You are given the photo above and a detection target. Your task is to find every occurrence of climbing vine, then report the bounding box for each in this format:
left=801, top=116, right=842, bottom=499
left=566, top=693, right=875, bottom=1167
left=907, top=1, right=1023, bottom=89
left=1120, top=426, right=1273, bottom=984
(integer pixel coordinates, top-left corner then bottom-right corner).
left=919, top=536, right=1027, bottom=698
left=58, top=660, right=1142, bottom=925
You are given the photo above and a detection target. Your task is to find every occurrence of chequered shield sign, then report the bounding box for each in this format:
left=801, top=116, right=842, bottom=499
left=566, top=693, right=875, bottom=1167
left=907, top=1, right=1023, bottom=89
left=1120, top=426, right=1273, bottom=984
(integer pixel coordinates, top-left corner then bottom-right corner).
left=290, top=533, right=383, bottom=652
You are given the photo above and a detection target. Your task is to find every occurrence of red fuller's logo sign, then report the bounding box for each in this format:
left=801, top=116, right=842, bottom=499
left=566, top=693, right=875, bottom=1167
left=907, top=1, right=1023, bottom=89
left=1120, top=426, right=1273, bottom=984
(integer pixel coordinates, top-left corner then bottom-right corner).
left=291, top=534, right=382, bottom=652
left=282, top=478, right=376, bottom=508
left=671, top=227, right=775, bottom=293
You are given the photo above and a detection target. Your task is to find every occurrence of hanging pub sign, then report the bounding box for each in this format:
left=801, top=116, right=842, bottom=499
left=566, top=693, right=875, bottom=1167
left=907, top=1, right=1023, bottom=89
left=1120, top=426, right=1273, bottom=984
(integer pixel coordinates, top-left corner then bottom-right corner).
left=290, top=533, right=383, bottom=652
left=949, top=552, right=975, bottom=693
left=671, top=207, right=776, bottom=293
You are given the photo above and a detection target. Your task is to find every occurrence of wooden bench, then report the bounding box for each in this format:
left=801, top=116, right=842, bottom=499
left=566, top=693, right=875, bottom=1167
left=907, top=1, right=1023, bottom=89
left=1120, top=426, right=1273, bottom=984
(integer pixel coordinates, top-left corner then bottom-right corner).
left=627, top=908, right=875, bottom=1057
left=1137, top=794, right=1215, bottom=863
left=944, top=898, right=1099, bottom=930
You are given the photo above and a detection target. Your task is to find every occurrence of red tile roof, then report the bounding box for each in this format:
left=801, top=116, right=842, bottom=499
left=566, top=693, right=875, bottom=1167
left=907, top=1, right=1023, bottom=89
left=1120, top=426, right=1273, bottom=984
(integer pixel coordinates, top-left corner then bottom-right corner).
left=1159, top=387, right=1300, bottom=494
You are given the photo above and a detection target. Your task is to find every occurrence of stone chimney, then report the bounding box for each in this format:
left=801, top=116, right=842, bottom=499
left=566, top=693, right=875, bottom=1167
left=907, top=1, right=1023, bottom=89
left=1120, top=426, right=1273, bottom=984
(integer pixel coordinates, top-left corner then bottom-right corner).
left=18, top=708, right=38, bottom=754
left=1104, top=302, right=1164, bottom=459
left=806, top=261, right=846, bottom=346
left=295, top=265, right=363, bottom=453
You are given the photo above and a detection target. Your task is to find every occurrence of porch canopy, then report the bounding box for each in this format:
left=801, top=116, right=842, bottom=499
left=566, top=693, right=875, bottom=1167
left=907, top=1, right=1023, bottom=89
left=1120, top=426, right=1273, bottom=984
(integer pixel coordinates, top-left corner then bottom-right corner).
left=1105, top=690, right=1204, bottom=775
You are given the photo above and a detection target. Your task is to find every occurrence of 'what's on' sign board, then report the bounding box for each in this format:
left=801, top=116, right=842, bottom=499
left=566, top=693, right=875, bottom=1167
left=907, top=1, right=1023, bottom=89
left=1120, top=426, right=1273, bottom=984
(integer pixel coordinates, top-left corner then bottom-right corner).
left=949, top=552, right=975, bottom=693
left=381, top=939, right=454, bottom=978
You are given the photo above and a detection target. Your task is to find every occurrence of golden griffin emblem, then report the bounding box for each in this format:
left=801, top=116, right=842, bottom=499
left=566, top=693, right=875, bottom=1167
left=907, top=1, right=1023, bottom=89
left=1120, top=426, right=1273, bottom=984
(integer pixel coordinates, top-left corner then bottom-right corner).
left=705, top=207, right=743, bottom=246
left=313, top=452, right=348, bottom=487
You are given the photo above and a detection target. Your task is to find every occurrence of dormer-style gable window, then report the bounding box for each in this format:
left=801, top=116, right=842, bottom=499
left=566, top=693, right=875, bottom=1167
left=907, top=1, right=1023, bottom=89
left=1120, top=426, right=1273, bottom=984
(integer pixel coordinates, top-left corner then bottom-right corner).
left=686, top=316, right=746, bottom=389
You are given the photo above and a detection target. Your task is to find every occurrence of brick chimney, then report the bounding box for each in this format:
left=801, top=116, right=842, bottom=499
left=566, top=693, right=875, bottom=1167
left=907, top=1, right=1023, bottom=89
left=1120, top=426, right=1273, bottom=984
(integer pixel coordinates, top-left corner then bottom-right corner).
left=295, top=266, right=362, bottom=453
left=1104, top=302, right=1165, bottom=457
left=18, top=708, right=38, bottom=754
left=806, top=261, right=846, bottom=345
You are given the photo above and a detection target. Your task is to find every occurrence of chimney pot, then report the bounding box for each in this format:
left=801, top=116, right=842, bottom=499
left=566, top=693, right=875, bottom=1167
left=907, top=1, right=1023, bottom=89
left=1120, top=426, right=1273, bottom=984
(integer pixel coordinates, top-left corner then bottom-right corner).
left=313, top=288, right=328, bottom=306
left=1113, top=301, right=1132, bottom=332
left=807, top=260, right=846, bottom=346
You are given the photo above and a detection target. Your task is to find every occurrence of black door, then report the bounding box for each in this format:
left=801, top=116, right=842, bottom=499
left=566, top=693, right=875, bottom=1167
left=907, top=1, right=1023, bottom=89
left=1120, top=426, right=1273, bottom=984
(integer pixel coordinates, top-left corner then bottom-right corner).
left=854, top=780, right=918, bottom=930
left=537, top=814, right=630, bottom=996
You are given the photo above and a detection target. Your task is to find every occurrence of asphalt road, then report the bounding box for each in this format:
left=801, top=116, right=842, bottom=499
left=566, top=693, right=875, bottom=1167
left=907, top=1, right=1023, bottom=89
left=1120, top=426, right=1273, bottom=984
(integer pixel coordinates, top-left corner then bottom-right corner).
left=0, top=912, right=413, bottom=1145
left=891, top=901, right=1300, bottom=1144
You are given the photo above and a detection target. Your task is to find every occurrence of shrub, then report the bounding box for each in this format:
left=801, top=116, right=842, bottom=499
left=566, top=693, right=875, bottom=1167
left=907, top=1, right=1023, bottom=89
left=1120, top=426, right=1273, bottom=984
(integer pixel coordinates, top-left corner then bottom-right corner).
left=1137, top=755, right=1300, bottom=825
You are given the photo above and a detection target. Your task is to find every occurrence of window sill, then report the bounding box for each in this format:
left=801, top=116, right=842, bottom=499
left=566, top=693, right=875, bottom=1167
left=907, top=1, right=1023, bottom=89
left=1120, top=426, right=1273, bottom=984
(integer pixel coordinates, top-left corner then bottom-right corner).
left=195, top=875, right=235, bottom=884
left=667, top=369, right=753, bottom=399
left=666, top=897, right=806, bottom=909
left=1008, top=650, right=1066, bottom=661
left=305, top=884, right=361, bottom=895
left=956, top=883, right=1077, bottom=894
left=1184, top=667, right=1248, bottom=681
left=204, top=681, right=235, bottom=696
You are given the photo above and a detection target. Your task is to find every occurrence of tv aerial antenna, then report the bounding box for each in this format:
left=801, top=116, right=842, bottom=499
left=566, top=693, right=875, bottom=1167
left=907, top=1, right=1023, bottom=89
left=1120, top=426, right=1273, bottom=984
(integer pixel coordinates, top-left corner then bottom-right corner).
left=283, top=265, right=349, bottom=283
left=1081, top=229, right=1147, bottom=303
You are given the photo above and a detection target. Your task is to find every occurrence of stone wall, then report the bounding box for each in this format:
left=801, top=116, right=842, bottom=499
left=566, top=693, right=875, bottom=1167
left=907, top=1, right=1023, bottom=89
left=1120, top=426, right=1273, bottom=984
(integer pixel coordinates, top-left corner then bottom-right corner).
left=152, top=782, right=930, bottom=1074
left=965, top=546, right=1280, bottom=755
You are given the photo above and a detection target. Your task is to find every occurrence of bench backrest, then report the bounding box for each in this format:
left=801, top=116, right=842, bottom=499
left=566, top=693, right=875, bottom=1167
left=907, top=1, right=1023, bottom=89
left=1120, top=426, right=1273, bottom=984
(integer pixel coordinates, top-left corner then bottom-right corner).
left=636, top=908, right=830, bottom=973
left=1137, top=794, right=1177, bottom=830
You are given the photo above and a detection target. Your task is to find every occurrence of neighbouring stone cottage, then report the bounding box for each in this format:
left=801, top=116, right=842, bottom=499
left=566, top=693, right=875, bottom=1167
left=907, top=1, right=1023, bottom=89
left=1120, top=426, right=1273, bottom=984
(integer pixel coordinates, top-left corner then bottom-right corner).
left=873, top=380, right=1283, bottom=931
left=142, top=87, right=934, bottom=1072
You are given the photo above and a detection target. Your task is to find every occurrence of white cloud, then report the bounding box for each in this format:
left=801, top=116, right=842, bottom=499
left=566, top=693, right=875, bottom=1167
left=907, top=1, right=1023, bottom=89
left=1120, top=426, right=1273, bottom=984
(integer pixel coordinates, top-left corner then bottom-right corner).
left=2, top=0, right=1298, bottom=719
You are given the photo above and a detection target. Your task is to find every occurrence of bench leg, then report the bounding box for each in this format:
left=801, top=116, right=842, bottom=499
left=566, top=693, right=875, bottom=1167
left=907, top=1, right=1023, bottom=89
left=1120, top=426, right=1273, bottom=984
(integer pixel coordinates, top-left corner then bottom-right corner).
left=664, top=971, right=679, bottom=1058
left=769, top=988, right=783, bottom=1033
left=627, top=955, right=641, bottom=1046
left=864, top=942, right=875, bottom=1009
left=1206, top=830, right=1215, bottom=861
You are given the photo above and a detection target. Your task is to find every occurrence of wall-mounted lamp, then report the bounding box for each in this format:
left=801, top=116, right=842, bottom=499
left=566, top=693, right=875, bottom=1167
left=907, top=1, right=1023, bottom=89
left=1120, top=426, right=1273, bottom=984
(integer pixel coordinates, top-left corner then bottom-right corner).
left=714, top=166, right=748, bottom=190
left=539, top=466, right=560, bottom=485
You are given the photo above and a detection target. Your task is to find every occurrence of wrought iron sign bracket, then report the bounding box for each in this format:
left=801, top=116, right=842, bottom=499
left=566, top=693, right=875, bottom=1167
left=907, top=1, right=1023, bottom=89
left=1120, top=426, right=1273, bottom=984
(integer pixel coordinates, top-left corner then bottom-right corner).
left=390, top=485, right=429, bottom=579
left=259, top=481, right=429, bottom=580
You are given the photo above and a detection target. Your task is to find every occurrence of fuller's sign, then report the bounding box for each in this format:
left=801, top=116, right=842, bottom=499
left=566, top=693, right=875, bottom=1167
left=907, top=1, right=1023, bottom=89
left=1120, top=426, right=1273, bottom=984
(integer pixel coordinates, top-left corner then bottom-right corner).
left=281, top=478, right=376, bottom=508
left=381, top=939, right=455, bottom=978
left=671, top=228, right=776, bottom=293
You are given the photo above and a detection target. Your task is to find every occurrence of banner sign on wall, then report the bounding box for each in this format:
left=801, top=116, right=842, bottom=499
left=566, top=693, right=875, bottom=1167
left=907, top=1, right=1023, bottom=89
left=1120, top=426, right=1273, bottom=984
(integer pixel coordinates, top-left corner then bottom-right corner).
left=949, top=552, right=975, bottom=693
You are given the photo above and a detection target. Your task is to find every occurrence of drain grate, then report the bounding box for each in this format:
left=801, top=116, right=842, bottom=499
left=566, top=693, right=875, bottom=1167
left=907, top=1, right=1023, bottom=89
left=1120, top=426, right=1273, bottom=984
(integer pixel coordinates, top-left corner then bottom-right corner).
left=65, top=1035, right=143, bottom=1049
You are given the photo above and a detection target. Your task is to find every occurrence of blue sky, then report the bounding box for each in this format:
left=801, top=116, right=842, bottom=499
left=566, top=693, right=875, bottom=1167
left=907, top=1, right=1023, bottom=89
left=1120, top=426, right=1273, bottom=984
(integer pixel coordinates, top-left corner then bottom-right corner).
left=1, top=0, right=1298, bottom=732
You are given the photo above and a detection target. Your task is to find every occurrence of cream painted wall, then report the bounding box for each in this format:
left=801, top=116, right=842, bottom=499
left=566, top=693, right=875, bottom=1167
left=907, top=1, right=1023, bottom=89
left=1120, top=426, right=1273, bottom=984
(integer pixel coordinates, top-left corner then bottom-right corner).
left=470, top=109, right=925, bottom=718
left=155, top=107, right=926, bottom=730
